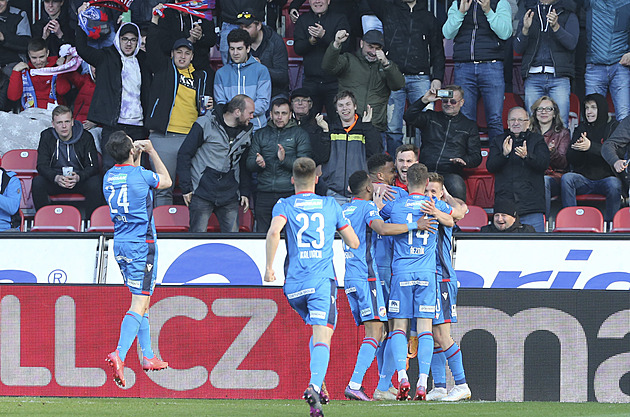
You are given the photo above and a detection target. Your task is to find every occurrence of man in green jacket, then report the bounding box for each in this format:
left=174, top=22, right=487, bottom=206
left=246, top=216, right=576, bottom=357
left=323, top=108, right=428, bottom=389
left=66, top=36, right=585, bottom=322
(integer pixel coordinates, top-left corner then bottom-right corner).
left=322, top=29, right=405, bottom=132
left=246, top=97, right=312, bottom=232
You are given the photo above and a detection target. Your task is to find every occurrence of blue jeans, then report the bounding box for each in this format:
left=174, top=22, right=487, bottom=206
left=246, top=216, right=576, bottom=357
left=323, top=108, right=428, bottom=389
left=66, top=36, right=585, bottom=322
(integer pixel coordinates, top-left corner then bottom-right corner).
left=520, top=212, right=545, bottom=232
left=189, top=194, right=239, bottom=232
left=524, top=74, right=571, bottom=127
left=385, top=74, right=430, bottom=156
left=585, top=63, right=630, bottom=121
left=560, top=172, right=622, bottom=221
left=220, top=22, right=240, bottom=64
left=544, top=175, right=561, bottom=219
left=454, top=61, right=505, bottom=140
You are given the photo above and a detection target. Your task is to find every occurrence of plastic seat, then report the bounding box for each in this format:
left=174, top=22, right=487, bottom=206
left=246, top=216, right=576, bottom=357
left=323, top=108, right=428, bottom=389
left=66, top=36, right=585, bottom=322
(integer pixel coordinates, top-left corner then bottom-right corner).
left=239, top=206, right=254, bottom=232
left=30, top=205, right=82, bottom=232
left=0, top=149, right=38, bottom=177
left=153, top=205, right=189, bottom=232
left=455, top=205, right=489, bottom=232
left=553, top=206, right=604, bottom=233
left=207, top=213, right=220, bottom=232
left=463, top=149, right=495, bottom=208
left=568, top=93, right=580, bottom=132
left=86, top=205, right=114, bottom=232
left=610, top=208, right=630, bottom=233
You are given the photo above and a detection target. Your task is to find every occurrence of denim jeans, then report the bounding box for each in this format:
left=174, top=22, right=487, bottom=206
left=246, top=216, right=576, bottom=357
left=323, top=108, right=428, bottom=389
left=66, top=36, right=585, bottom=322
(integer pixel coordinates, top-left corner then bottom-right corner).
left=560, top=172, right=622, bottom=221
left=544, top=175, right=561, bottom=219
left=189, top=194, right=239, bottom=232
left=443, top=173, right=467, bottom=202
left=454, top=61, right=505, bottom=140
left=585, top=63, right=630, bottom=121
left=519, top=212, right=545, bottom=232
left=149, top=131, right=187, bottom=207
left=524, top=74, right=571, bottom=127
left=219, top=22, right=240, bottom=65
left=385, top=74, right=430, bottom=156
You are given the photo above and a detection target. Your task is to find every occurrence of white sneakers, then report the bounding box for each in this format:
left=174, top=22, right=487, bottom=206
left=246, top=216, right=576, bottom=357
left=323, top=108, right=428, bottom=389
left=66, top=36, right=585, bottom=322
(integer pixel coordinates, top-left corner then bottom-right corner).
left=441, top=383, right=472, bottom=401
left=373, top=386, right=398, bottom=400
left=425, top=387, right=448, bottom=401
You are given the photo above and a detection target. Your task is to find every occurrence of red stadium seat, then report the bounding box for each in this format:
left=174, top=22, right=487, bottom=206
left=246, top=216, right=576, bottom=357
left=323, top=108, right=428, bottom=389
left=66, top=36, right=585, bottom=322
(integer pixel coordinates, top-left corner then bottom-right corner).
left=207, top=213, right=220, bottom=232
left=553, top=206, right=604, bottom=233
left=49, top=193, right=87, bottom=203
left=30, top=205, right=82, bottom=232
left=456, top=205, right=489, bottom=232
left=153, top=205, right=189, bottom=232
left=610, top=208, right=630, bottom=233
left=239, top=206, right=254, bottom=232
left=86, top=205, right=114, bottom=232
left=568, top=93, right=580, bottom=131
left=0, top=149, right=37, bottom=176
left=575, top=194, right=606, bottom=203
left=463, top=149, right=495, bottom=208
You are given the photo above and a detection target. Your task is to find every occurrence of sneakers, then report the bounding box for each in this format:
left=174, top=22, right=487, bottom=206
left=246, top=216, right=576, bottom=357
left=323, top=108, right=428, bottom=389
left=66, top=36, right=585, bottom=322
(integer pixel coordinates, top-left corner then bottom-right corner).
left=320, top=380, right=330, bottom=405
left=106, top=350, right=126, bottom=387
left=407, top=336, right=418, bottom=359
left=344, top=385, right=372, bottom=401
left=142, top=356, right=169, bottom=371
left=373, top=387, right=397, bottom=401
left=304, top=385, right=324, bottom=417
left=396, top=378, right=410, bottom=401
left=442, top=383, right=471, bottom=401
left=426, top=387, right=448, bottom=401
left=413, top=385, right=426, bottom=401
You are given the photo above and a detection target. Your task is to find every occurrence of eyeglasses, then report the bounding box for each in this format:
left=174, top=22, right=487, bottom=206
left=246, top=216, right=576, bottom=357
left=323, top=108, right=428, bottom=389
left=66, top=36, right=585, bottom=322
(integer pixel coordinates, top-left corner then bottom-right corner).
left=508, top=118, right=529, bottom=123
left=292, top=98, right=311, bottom=104
left=536, top=106, right=554, bottom=113
left=120, top=37, right=138, bottom=44
left=441, top=98, right=461, bottom=105
left=237, top=12, right=252, bottom=19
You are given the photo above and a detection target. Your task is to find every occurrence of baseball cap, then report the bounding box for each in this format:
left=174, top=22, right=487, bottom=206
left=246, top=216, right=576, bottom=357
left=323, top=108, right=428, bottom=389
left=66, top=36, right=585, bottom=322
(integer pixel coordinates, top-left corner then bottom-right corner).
left=236, top=11, right=259, bottom=25
left=291, top=87, right=312, bottom=100
left=362, top=30, right=384, bottom=47
left=172, top=38, right=194, bottom=51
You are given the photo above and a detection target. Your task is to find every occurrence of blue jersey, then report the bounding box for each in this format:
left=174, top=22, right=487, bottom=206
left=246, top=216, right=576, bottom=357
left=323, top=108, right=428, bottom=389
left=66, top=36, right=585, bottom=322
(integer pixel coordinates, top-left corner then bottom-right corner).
left=386, top=193, right=452, bottom=274
left=273, top=192, right=349, bottom=282
left=373, top=186, right=408, bottom=270
left=103, top=164, right=160, bottom=242
left=436, top=223, right=457, bottom=282
left=342, top=198, right=382, bottom=279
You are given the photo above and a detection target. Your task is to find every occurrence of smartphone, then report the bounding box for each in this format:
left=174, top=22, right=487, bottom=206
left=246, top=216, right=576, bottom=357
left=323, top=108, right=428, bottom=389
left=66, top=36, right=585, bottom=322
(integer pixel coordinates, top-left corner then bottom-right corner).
left=437, top=89, right=453, bottom=98
left=62, top=166, right=73, bottom=177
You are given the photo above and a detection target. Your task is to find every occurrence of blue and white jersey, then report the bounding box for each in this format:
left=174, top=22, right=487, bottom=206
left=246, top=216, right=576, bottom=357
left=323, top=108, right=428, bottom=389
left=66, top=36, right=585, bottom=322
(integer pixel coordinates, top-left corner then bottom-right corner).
left=436, top=223, right=457, bottom=282
left=273, top=192, right=349, bottom=282
left=387, top=193, right=452, bottom=275
left=103, top=164, right=160, bottom=242
left=373, top=185, right=408, bottom=270
left=342, top=198, right=382, bottom=279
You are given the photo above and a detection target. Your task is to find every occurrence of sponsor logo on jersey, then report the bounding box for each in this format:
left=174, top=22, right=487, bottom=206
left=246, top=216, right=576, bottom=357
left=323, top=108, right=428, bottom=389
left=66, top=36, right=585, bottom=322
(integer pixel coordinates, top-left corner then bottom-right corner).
left=310, top=310, right=326, bottom=320
left=389, top=299, right=400, bottom=313
left=404, top=199, right=425, bottom=209
left=127, top=279, right=141, bottom=288
left=343, top=206, right=357, bottom=216
left=345, top=286, right=357, bottom=294
left=294, top=198, right=323, bottom=210
left=419, top=305, right=435, bottom=313
left=360, top=307, right=372, bottom=317
left=108, top=173, right=128, bottom=185
left=400, top=280, right=429, bottom=287
left=287, top=288, right=316, bottom=299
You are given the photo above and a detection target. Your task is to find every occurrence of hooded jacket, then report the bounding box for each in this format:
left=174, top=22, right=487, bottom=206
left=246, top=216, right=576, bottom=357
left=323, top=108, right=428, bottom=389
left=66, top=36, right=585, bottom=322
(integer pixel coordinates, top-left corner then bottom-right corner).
left=569, top=93, right=619, bottom=179
left=75, top=22, right=152, bottom=127
left=0, top=6, right=30, bottom=66
left=7, top=56, right=71, bottom=108
left=586, top=0, right=630, bottom=65
left=214, top=54, right=271, bottom=131
left=36, top=120, right=99, bottom=184
left=66, top=69, right=95, bottom=123
left=246, top=118, right=312, bottom=193
left=250, top=24, right=289, bottom=99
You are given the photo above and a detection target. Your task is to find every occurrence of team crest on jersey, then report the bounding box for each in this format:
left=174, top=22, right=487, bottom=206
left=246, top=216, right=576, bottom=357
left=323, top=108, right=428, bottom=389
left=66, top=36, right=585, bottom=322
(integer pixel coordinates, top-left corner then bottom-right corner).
left=294, top=198, right=323, bottom=210
left=389, top=300, right=400, bottom=313
left=379, top=306, right=386, bottom=317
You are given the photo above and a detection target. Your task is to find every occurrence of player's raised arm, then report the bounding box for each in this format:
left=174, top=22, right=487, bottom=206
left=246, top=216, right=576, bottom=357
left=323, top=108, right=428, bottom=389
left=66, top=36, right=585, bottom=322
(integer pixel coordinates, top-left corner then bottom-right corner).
left=442, top=186, right=467, bottom=221
left=421, top=199, right=455, bottom=227
left=264, top=215, right=288, bottom=282
left=369, top=217, right=438, bottom=236
left=136, top=140, right=172, bottom=190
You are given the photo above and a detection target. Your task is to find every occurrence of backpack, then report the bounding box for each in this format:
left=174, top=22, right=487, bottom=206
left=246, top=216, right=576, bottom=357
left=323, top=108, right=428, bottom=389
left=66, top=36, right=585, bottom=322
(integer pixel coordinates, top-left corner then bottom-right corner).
left=0, top=168, right=22, bottom=229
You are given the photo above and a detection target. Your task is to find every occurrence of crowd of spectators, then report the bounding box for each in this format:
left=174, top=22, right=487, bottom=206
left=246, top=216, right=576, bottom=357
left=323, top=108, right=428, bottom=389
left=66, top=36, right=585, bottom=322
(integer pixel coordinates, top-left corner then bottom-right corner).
left=1, top=0, right=630, bottom=233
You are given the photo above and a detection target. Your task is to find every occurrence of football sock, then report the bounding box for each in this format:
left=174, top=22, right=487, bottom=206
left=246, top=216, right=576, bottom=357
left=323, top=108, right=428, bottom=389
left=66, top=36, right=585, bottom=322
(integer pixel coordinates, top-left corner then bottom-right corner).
left=376, top=333, right=396, bottom=391
left=417, top=332, right=434, bottom=379
left=309, top=342, right=330, bottom=391
left=116, top=311, right=142, bottom=362
left=137, top=313, right=154, bottom=359
left=445, top=343, right=467, bottom=385
left=349, top=337, right=378, bottom=388
left=430, top=345, right=447, bottom=388
left=390, top=329, right=408, bottom=376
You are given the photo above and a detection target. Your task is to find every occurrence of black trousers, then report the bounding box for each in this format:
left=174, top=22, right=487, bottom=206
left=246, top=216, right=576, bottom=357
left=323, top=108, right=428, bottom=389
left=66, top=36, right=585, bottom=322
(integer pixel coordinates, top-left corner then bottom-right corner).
left=255, top=190, right=293, bottom=233
left=101, top=123, right=149, bottom=172
left=32, top=174, right=104, bottom=217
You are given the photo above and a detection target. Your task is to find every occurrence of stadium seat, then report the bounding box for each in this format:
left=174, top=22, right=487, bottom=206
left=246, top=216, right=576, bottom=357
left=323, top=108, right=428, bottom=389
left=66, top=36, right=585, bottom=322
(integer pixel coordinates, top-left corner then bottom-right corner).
left=49, top=193, right=87, bottom=203
left=553, top=206, right=604, bottom=233
left=207, top=213, right=220, bottom=232
left=568, top=93, right=580, bottom=132
left=455, top=205, right=488, bottom=232
left=0, top=149, right=37, bottom=176
left=463, top=149, right=494, bottom=208
left=30, top=205, right=82, bottom=232
left=239, top=206, right=254, bottom=232
left=86, top=205, right=114, bottom=232
left=610, top=208, right=630, bottom=233
left=154, top=205, right=190, bottom=232
left=575, top=194, right=606, bottom=203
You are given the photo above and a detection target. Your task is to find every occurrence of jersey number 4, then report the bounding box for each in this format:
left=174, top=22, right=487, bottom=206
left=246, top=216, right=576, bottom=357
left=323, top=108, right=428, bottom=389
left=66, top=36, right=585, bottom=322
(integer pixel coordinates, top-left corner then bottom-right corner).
left=105, top=184, right=130, bottom=214
left=296, top=213, right=325, bottom=249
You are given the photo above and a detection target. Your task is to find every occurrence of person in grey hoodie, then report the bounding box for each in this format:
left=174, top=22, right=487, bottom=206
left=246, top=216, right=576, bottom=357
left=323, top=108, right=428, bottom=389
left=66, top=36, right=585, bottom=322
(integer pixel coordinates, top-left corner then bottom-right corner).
left=32, top=105, right=102, bottom=217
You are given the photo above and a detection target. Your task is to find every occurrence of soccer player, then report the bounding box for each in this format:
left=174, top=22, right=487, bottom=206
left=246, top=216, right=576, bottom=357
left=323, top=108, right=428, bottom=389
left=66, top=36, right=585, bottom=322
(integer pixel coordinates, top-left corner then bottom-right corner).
left=342, top=170, right=437, bottom=401
left=379, top=163, right=455, bottom=401
left=103, top=132, right=172, bottom=387
left=265, top=157, right=359, bottom=417
left=424, top=173, right=471, bottom=401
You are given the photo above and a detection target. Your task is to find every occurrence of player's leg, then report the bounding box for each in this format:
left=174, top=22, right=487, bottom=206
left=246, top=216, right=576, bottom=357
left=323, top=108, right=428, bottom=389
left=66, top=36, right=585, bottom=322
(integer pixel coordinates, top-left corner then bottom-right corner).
left=346, top=320, right=383, bottom=400
left=374, top=320, right=398, bottom=400
left=435, top=325, right=470, bottom=401
left=413, top=317, right=434, bottom=400
left=390, top=318, right=411, bottom=400
left=427, top=281, right=447, bottom=400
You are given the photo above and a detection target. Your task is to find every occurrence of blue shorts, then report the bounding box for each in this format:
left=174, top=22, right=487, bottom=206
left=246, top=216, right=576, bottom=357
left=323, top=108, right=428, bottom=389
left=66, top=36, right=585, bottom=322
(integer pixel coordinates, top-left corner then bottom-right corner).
left=388, top=271, right=436, bottom=319
left=284, top=277, right=337, bottom=328
left=433, top=279, right=458, bottom=325
left=114, top=240, right=158, bottom=296
left=345, top=276, right=388, bottom=326
left=376, top=266, right=392, bottom=304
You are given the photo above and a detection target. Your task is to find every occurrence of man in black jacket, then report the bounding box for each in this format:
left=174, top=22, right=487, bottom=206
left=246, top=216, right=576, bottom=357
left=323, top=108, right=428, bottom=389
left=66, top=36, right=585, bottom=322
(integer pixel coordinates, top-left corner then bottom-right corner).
left=480, top=198, right=536, bottom=232
left=31, top=0, right=75, bottom=57
left=367, top=0, right=445, bottom=156
left=0, top=0, right=30, bottom=110
left=291, top=87, right=330, bottom=166
left=487, top=107, right=550, bottom=232
left=146, top=8, right=213, bottom=207
left=403, top=85, right=481, bottom=201
left=33, top=105, right=103, bottom=217
left=76, top=3, right=152, bottom=172
left=238, top=11, right=289, bottom=99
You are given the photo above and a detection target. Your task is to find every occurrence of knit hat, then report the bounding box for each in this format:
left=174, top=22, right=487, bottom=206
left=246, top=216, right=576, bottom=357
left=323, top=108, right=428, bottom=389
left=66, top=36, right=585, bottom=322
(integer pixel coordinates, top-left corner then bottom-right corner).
left=493, top=199, right=517, bottom=217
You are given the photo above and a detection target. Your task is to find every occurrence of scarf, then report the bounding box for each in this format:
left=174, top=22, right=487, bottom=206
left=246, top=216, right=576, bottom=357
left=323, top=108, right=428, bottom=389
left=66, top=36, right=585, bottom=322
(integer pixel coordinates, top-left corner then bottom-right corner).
left=78, top=6, right=110, bottom=39
left=89, top=0, right=133, bottom=12
left=30, top=45, right=83, bottom=76
left=154, top=0, right=216, bottom=21
left=21, top=71, right=57, bottom=109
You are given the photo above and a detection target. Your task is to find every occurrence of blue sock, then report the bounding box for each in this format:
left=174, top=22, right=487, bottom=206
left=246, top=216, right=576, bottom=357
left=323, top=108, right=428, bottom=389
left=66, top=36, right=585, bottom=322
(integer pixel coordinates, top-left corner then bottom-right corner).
left=430, top=345, right=447, bottom=388
left=137, top=313, right=154, bottom=359
left=389, top=330, right=408, bottom=373
left=309, top=342, right=330, bottom=390
left=376, top=333, right=396, bottom=391
left=309, top=336, right=314, bottom=355
left=417, top=332, right=434, bottom=380
left=444, top=343, right=467, bottom=385
left=350, top=337, right=378, bottom=386
left=116, top=311, right=142, bottom=362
